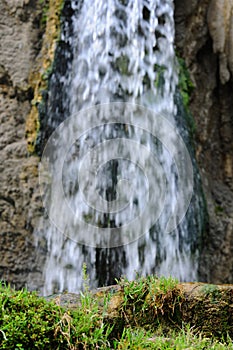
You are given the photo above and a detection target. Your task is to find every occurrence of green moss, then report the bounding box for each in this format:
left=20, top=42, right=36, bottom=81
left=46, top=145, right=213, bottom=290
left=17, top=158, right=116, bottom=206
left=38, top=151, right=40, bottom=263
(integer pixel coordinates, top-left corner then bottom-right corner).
left=115, top=55, right=131, bottom=75
left=201, top=284, right=221, bottom=303
left=177, top=56, right=194, bottom=110
left=1, top=278, right=233, bottom=348
left=176, top=56, right=196, bottom=137
left=215, top=205, right=224, bottom=214
left=0, top=282, right=112, bottom=349
left=41, top=65, right=53, bottom=83
left=39, top=0, right=50, bottom=27
left=26, top=0, right=64, bottom=154
left=0, top=284, right=67, bottom=349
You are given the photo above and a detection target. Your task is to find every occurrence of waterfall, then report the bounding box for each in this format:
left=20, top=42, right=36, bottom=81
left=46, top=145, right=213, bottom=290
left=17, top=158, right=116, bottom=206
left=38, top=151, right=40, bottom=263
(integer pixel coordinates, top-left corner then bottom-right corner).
left=37, top=0, right=204, bottom=295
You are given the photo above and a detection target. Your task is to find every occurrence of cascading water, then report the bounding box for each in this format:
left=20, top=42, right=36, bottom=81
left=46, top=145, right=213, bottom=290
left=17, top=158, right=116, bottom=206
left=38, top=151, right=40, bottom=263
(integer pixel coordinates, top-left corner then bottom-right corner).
left=36, top=0, right=205, bottom=295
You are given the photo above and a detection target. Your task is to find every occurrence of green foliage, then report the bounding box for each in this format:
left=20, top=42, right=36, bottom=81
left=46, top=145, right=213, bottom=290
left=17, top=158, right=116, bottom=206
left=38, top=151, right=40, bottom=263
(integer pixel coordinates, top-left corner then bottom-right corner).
left=152, top=275, right=179, bottom=293
left=0, top=282, right=111, bottom=349
left=117, top=275, right=182, bottom=331
left=176, top=56, right=197, bottom=137
left=177, top=56, right=194, bottom=110
left=39, top=0, right=50, bottom=27
left=113, top=326, right=233, bottom=349
left=41, top=66, right=53, bottom=82
left=81, top=262, right=90, bottom=293
left=1, top=277, right=233, bottom=349
left=201, top=284, right=220, bottom=296
left=201, top=284, right=221, bottom=303
left=0, top=283, right=66, bottom=349
left=119, top=275, right=148, bottom=305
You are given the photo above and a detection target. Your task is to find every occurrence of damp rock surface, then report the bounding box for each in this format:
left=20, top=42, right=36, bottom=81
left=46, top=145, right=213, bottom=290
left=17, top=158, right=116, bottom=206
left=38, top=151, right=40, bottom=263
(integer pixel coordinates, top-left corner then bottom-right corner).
left=0, top=0, right=45, bottom=290
left=175, top=0, right=233, bottom=284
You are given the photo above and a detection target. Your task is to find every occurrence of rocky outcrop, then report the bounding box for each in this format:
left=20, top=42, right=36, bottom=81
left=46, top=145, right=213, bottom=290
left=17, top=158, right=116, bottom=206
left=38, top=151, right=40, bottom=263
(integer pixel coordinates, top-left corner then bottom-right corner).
left=26, top=0, right=63, bottom=153
left=0, top=0, right=64, bottom=290
left=207, top=0, right=233, bottom=84
left=175, top=0, right=233, bottom=283
left=47, top=281, right=233, bottom=339
left=0, top=0, right=46, bottom=289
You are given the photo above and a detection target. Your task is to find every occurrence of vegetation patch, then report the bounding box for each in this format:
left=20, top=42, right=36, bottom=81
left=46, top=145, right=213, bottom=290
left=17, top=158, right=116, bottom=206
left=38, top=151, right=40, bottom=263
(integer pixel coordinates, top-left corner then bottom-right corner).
left=1, top=277, right=233, bottom=349
left=0, top=282, right=112, bottom=349
left=176, top=55, right=197, bottom=137
left=117, top=275, right=183, bottom=332
left=177, top=56, right=194, bottom=111
left=25, top=0, right=64, bottom=153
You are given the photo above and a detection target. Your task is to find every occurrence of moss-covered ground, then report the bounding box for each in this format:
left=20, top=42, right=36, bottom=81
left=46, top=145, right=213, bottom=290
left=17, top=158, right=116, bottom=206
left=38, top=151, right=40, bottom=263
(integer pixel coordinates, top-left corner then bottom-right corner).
left=1, top=275, right=233, bottom=349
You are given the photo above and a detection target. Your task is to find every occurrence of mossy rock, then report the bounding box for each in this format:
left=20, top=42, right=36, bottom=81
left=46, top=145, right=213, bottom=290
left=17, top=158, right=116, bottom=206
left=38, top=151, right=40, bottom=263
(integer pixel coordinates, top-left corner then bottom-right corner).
left=47, top=280, right=233, bottom=340
left=1, top=278, right=233, bottom=348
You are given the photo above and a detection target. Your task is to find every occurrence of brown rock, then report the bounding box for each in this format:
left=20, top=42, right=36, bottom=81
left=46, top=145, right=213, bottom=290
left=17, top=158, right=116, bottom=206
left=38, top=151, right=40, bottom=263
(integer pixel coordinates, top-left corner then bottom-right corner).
left=0, top=0, right=45, bottom=290
left=175, top=0, right=233, bottom=283
left=207, top=0, right=233, bottom=83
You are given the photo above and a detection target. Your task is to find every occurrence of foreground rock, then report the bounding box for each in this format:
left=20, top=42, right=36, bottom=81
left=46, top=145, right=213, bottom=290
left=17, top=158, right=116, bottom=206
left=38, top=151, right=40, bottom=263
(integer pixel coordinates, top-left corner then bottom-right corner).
left=46, top=282, right=233, bottom=339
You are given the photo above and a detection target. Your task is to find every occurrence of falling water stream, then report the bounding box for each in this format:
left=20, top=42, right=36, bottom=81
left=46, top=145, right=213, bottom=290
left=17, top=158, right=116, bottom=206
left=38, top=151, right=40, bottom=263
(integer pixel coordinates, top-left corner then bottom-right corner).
left=37, top=0, right=204, bottom=295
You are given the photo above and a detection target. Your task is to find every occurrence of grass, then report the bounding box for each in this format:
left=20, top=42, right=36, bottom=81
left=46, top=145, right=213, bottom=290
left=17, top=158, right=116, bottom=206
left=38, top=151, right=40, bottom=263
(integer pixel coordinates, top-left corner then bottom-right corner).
left=0, top=281, right=112, bottom=349
left=113, top=326, right=233, bottom=349
left=0, top=276, right=233, bottom=349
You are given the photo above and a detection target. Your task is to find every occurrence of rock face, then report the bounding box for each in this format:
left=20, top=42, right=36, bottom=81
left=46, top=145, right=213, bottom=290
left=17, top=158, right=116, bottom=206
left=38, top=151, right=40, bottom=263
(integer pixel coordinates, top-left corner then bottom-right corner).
left=175, top=0, right=233, bottom=282
left=207, top=0, right=233, bottom=84
left=0, top=0, right=45, bottom=289
left=0, top=0, right=233, bottom=289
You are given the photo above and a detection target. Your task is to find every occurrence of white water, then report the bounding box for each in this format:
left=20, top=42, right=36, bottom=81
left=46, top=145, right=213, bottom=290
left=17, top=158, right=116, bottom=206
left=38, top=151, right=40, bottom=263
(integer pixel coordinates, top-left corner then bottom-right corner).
left=38, top=0, right=199, bottom=295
